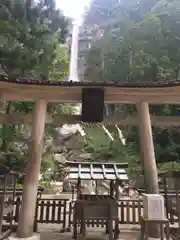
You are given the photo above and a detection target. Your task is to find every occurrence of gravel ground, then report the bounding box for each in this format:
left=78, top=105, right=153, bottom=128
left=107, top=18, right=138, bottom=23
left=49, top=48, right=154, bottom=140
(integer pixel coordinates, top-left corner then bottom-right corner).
left=39, top=226, right=140, bottom=240
left=38, top=194, right=140, bottom=239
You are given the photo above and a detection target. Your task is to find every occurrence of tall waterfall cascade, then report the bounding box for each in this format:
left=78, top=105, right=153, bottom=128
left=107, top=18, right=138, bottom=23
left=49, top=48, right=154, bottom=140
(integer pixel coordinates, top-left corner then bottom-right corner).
left=67, top=22, right=125, bottom=145
left=69, top=24, right=80, bottom=82
left=68, top=23, right=81, bottom=115
left=56, top=21, right=127, bottom=195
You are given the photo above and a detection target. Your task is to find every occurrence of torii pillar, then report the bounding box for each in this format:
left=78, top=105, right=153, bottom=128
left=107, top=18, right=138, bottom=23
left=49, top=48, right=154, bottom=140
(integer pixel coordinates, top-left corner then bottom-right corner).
left=137, top=102, right=159, bottom=193
left=17, top=100, right=47, bottom=238
left=137, top=102, right=160, bottom=238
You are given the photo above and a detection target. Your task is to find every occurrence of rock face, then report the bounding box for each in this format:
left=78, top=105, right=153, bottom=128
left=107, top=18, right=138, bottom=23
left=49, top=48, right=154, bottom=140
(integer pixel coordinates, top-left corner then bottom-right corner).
left=52, top=124, right=92, bottom=191
left=51, top=125, right=124, bottom=195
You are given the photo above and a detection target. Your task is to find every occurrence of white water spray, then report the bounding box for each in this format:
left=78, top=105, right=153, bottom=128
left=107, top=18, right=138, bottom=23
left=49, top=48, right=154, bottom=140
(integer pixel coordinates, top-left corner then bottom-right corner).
left=69, top=24, right=80, bottom=82
left=67, top=20, right=126, bottom=145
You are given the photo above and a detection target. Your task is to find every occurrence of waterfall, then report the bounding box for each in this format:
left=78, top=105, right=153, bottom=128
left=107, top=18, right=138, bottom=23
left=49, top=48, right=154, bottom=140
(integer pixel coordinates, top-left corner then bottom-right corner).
left=68, top=22, right=81, bottom=115
left=64, top=20, right=126, bottom=195
left=69, top=23, right=80, bottom=82
left=67, top=20, right=126, bottom=145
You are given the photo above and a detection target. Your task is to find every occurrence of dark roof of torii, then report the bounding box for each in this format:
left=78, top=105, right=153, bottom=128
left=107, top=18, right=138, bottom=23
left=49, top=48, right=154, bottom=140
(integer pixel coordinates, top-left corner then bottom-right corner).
left=1, top=77, right=180, bottom=103
left=66, top=161, right=128, bottom=180
left=4, top=77, right=180, bottom=88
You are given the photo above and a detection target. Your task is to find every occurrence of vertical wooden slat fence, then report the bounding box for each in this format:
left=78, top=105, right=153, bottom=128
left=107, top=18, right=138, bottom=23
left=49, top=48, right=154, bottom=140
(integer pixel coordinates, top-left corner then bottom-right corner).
left=4, top=197, right=21, bottom=225
left=3, top=197, right=179, bottom=232
left=118, top=200, right=143, bottom=224
left=34, top=199, right=69, bottom=228
left=68, top=199, right=144, bottom=228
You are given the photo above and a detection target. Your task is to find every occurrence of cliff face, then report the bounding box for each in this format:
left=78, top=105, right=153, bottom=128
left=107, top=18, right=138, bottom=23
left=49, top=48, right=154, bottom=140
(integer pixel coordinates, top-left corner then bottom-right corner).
left=76, top=0, right=120, bottom=81
left=51, top=124, right=93, bottom=181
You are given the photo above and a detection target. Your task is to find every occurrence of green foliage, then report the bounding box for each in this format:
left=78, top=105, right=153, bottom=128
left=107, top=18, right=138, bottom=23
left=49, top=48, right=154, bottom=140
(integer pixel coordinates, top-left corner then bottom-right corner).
left=0, top=0, right=70, bottom=77
left=84, top=0, right=180, bottom=81
left=82, top=126, right=141, bottom=184
left=0, top=0, right=73, bottom=174
left=81, top=0, right=180, bottom=179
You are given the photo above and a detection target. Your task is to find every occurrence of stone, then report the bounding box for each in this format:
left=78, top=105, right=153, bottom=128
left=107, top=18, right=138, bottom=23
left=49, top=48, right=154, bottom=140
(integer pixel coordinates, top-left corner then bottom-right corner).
left=143, top=194, right=165, bottom=219
left=148, top=238, right=173, bottom=240
left=8, top=233, right=40, bottom=240
left=136, top=234, right=173, bottom=240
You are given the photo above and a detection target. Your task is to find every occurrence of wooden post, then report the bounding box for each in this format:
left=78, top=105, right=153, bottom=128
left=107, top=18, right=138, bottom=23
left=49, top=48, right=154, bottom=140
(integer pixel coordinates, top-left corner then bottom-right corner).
left=174, top=179, right=180, bottom=229
left=163, top=177, right=169, bottom=219
left=110, top=180, right=114, bottom=198
left=137, top=102, right=159, bottom=194
left=17, top=100, right=47, bottom=238
left=115, top=180, right=119, bottom=200
left=0, top=175, right=8, bottom=235
left=137, top=102, right=160, bottom=238
left=95, top=180, right=98, bottom=195
left=77, top=178, right=81, bottom=199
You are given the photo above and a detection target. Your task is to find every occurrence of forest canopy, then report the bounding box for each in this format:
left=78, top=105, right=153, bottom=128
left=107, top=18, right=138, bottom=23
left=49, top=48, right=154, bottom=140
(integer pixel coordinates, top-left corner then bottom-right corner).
left=78, top=0, right=180, bottom=182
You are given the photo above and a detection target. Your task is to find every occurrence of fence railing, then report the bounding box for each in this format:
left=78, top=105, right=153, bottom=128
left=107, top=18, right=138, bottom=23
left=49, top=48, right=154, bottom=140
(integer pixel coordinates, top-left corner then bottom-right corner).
left=34, top=198, right=69, bottom=231
left=67, top=199, right=144, bottom=229
left=2, top=197, right=178, bottom=232
left=118, top=200, right=143, bottom=224
left=0, top=187, right=44, bottom=198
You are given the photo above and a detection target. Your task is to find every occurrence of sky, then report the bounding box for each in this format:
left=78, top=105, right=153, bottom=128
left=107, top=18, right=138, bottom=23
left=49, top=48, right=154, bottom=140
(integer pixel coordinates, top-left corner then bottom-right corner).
left=56, top=0, right=91, bottom=20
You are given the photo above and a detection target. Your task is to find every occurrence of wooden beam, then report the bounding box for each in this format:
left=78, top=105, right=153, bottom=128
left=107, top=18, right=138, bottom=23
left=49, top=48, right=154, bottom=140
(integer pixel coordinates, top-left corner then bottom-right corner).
left=4, top=92, right=180, bottom=104
left=0, top=113, right=53, bottom=124
left=106, top=115, right=180, bottom=127
left=0, top=113, right=180, bottom=126
left=137, top=102, right=159, bottom=237
left=2, top=81, right=180, bottom=103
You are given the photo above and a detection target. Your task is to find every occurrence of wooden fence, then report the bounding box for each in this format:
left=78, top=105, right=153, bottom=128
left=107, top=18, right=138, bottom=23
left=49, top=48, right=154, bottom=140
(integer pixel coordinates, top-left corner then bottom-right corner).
left=34, top=198, right=69, bottom=231
left=2, top=197, right=178, bottom=232
left=3, top=198, right=144, bottom=231
left=0, top=187, right=44, bottom=198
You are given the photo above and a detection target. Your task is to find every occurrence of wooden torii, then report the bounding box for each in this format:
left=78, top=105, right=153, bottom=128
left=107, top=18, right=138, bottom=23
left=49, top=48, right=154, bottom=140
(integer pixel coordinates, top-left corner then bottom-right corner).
left=0, top=77, right=180, bottom=238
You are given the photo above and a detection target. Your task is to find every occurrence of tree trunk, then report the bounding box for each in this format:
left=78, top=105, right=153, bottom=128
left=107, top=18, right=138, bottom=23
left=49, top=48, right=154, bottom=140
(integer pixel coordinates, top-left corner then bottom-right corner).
left=17, top=100, right=47, bottom=238
left=137, top=102, right=160, bottom=238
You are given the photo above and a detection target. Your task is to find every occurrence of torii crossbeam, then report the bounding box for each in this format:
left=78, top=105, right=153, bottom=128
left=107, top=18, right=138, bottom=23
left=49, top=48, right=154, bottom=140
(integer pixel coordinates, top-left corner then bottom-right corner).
left=2, top=77, right=179, bottom=239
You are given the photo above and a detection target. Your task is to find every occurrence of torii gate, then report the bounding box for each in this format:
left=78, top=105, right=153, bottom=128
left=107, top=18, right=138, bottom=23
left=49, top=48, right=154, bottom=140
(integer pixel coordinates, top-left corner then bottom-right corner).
left=1, top=77, right=180, bottom=238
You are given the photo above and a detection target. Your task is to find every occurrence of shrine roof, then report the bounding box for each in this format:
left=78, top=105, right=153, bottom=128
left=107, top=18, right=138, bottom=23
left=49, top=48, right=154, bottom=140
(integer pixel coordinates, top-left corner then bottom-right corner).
left=1, top=77, right=180, bottom=103
left=66, top=161, right=128, bottom=180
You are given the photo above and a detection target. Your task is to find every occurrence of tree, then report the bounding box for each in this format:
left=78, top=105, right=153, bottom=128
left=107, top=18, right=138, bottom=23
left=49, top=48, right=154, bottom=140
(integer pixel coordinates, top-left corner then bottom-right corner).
left=0, top=0, right=71, bottom=176
left=0, top=0, right=70, bottom=78
left=84, top=0, right=120, bottom=27
left=81, top=0, right=180, bottom=183
left=0, top=1, right=73, bottom=238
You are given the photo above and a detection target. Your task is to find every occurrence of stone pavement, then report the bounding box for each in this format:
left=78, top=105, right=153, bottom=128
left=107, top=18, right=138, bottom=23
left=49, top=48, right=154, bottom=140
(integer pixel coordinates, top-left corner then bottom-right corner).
left=40, top=227, right=139, bottom=240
